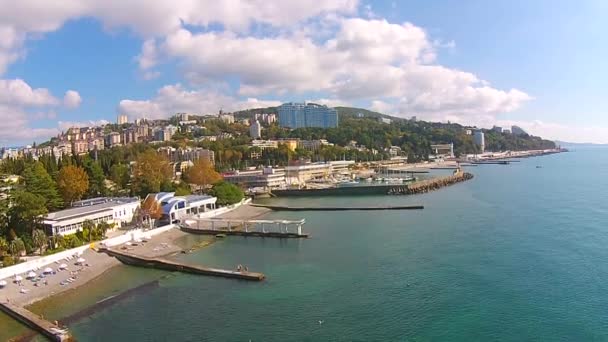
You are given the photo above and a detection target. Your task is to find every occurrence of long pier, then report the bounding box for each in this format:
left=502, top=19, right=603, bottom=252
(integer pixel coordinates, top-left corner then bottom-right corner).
left=250, top=204, right=424, bottom=211
left=100, top=248, right=265, bottom=281
left=0, top=301, right=70, bottom=341
left=182, top=217, right=308, bottom=238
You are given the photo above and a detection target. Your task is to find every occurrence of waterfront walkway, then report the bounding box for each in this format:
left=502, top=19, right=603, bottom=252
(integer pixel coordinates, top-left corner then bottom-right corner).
left=0, top=301, right=70, bottom=341
left=100, top=248, right=265, bottom=281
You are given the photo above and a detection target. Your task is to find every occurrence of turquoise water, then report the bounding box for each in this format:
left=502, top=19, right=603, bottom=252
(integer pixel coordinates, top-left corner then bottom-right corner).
left=7, top=149, right=608, bottom=341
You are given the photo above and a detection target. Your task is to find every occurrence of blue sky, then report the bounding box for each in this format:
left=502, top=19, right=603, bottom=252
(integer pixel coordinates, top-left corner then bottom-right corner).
left=1, top=0, right=607, bottom=145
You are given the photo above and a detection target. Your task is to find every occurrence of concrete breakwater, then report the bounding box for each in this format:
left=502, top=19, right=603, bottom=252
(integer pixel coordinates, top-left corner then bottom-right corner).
left=250, top=204, right=424, bottom=211
left=100, top=248, right=265, bottom=281
left=388, top=172, right=474, bottom=195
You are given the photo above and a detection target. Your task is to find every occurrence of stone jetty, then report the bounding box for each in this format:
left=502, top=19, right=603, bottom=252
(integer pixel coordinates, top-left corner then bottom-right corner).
left=388, top=171, right=474, bottom=195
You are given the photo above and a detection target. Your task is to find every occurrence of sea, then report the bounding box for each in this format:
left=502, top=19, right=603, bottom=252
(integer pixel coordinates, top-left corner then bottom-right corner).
left=2, top=147, right=608, bottom=341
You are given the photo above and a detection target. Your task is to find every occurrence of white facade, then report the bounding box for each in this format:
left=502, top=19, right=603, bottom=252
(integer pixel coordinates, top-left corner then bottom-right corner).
left=250, top=120, right=262, bottom=139
left=473, top=130, right=485, bottom=153
left=43, top=197, right=140, bottom=236
left=148, top=192, right=218, bottom=224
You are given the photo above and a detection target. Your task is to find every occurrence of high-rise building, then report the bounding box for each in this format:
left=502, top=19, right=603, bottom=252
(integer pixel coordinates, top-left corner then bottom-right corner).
left=492, top=126, right=503, bottom=133
left=473, top=130, right=485, bottom=153
left=117, top=114, right=128, bottom=125
left=278, top=102, right=338, bottom=129
left=511, top=125, right=527, bottom=135
left=250, top=120, right=262, bottom=139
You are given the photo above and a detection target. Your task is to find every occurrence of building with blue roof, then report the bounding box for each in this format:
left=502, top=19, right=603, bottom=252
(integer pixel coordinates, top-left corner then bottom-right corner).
left=146, top=192, right=217, bottom=224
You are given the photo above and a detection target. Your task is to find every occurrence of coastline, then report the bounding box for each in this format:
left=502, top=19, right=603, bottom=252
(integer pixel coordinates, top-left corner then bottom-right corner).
left=4, top=204, right=271, bottom=317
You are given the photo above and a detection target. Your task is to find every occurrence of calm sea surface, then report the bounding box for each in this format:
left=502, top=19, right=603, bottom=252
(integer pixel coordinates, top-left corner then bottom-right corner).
left=3, top=148, right=608, bottom=341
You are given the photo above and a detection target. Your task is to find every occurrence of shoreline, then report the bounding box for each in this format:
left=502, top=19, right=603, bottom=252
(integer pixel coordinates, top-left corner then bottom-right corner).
left=4, top=204, right=271, bottom=312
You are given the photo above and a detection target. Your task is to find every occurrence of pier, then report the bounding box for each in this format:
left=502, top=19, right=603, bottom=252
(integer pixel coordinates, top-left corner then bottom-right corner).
left=389, top=171, right=474, bottom=195
left=250, top=204, right=424, bottom=211
left=0, top=301, right=70, bottom=341
left=181, top=217, right=308, bottom=238
left=100, top=248, right=265, bottom=281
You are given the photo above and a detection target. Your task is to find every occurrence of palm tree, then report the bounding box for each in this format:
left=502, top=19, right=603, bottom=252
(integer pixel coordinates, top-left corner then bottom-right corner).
left=9, top=238, right=25, bottom=257
left=32, top=229, right=47, bottom=255
left=0, top=237, right=8, bottom=256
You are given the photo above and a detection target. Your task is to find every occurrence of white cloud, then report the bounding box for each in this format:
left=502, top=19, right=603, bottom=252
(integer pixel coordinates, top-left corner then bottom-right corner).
left=0, top=79, right=83, bottom=144
left=0, top=0, right=359, bottom=75
left=0, top=78, right=59, bottom=106
left=118, top=84, right=281, bottom=119
left=63, top=90, right=82, bottom=108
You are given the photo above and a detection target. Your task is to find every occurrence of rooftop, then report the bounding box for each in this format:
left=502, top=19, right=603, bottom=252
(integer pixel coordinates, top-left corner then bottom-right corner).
left=45, top=197, right=139, bottom=222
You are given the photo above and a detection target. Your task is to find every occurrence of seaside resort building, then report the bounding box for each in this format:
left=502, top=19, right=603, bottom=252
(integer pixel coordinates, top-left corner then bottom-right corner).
left=43, top=197, right=140, bottom=236
left=145, top=192, right=217, bottom=224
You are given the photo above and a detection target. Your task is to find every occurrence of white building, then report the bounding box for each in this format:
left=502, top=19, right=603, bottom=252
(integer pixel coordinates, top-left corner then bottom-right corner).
left=117, top=114, right=128, bottom=125
left=146, top=192, right=217, bottom=224
left=223, top=167, right=286, bottom=189
left=43, top=197, right=140, bottom=236
left=219, top=113, right=235, bottom=124
left=473, top=130, right=485, bottom=153
left=251, top=139, right=279, bottom=149
left=250, top=120, right=262, bottom=139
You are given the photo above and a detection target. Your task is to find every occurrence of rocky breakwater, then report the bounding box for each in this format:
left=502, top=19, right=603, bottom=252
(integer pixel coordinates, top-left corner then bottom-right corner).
left=389, top=171, right=474, bottom=195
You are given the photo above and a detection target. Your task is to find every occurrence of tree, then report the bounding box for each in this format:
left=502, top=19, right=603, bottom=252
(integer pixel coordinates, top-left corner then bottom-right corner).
left=0, top=236, right=8, bottom=256
left=110, top=164, right=130, bottom=189
left=9, top=237, right=25, bottom=257
left=141, top=196, right=163, bottom=228
left=82, top=219, right=95, bottom=242
left=22, top=162, right=63, bottom=210
left=32, top=229, right=47, bottom=255
left=8, top=191, right=48, bottom=236
left=209, top=182, right=244, bottom=205
left=57, top=165, right=89, bottom=204
left=184, top=159, right=222, bottom=193
left=83, top=158, right=107, bottom=197
left=131, top=151, right=173, bottom=197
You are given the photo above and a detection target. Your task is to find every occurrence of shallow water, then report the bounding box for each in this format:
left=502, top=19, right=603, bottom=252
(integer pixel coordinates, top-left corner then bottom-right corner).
left=4, top=149, right=608, bottom=341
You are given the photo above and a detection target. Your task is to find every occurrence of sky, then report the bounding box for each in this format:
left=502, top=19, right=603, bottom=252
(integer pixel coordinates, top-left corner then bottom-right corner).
left=1, top=0, right=608, bottom=145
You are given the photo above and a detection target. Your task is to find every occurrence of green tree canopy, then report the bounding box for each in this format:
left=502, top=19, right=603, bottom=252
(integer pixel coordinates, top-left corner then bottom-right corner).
left=22, top=162, right=63, bottom=210
left=209, top=182, right=244, bottom=205
left=8, top=190, right=48, bottom=236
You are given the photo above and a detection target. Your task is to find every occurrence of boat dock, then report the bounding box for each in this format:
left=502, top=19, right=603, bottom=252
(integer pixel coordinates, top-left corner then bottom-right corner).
left=0, top=301, right=70, bottom=341
left=181, top=217, right=308, bottom=238
left=100, top=248, right=265, bottom=281
left=250, top=204, right=424, bottom=211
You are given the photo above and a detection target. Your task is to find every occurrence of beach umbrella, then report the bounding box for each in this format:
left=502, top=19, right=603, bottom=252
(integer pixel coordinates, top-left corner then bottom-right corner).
left=14, top=275, right=22, bottom=282
left=77, top=257, right=85, bottom=264
left=0, top=280, right=7, bottom=287
left=44, top=267, right=53, bottom=274
left=27, top=271, right=36, bottom=279
left=59, top=263, right=68, bottom=270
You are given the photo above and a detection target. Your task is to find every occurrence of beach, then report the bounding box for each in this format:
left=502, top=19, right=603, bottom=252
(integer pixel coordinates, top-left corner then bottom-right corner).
left=1, top=204, right=269, bottom=309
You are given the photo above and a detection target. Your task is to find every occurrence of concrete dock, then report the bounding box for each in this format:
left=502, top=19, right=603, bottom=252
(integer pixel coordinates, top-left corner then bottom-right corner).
left=250, top=204, right=424, bottom=211
left=100, top=248, right=265, bottom=281
left=180, top=225, right=309, bottom=238
left=0, top=301, right=70, bottom=341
